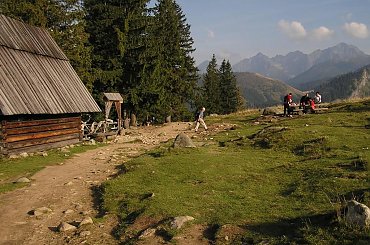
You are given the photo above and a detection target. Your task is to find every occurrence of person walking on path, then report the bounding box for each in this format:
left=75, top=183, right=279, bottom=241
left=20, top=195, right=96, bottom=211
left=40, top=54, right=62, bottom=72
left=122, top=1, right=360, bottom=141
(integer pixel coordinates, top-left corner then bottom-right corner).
left=195, top=107, right=208, bottom=132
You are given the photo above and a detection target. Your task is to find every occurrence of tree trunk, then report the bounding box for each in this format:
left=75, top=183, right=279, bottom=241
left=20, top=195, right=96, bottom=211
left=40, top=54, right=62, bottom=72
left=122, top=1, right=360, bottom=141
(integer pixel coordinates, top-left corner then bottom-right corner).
left=130, top=114, right=137, bottom=127
left=124, top=118, right=130, bottom=129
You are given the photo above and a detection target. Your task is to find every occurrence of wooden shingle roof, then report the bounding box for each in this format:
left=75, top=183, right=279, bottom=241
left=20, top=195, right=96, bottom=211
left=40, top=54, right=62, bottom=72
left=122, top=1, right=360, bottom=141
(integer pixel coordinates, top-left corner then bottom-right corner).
left=0, top=15, right=101, bottom=115
left=104, top=93, right=123, bottom=102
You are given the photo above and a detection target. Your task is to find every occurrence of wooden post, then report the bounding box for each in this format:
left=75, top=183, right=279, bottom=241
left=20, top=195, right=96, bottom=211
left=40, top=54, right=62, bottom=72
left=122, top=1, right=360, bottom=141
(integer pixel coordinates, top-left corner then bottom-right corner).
left=115, top=101, right=122, bottom=131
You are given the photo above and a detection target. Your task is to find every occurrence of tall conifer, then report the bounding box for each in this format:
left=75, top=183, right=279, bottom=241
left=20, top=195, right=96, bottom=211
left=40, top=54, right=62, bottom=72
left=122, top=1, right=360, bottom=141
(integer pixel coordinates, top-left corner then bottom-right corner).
left=202, top=55, right=221, bottom=114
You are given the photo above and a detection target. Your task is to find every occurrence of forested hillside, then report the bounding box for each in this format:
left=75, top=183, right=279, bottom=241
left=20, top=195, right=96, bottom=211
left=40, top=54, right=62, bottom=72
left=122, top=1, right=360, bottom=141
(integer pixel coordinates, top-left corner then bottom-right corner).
left=235, top=72, right=303, bottom=107
left=316, top=65, right=370, bottom=102
left=0, top=0, right=198, bottom=122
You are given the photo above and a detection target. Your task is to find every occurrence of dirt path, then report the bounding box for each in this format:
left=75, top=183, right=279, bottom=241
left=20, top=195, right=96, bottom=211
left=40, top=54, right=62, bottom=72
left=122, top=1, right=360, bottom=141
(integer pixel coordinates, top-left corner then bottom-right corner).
left=0, top=122, right=195, bottom=245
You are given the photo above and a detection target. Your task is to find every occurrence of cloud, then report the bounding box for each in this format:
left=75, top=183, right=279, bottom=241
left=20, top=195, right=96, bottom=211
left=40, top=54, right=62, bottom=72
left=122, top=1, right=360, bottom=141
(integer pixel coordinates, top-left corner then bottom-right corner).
left=207, top=29, right=215, bottom=38
left=278, top=20, right=307, bottom=40
left=312, top=26, right=334, bottom=40
left=343, top=22, right=369, bottom=39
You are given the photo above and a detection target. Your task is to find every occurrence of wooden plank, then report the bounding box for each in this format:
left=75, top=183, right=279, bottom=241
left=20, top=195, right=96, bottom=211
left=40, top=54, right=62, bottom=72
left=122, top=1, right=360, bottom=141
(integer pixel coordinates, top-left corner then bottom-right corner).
left=5, top=128, right=80, bottom=143
left=6, top=133, right=80, bottom=150
left=6, top=138, right=80, bottom=155
left=4, top=116, right=80, bottom=129
left=5, top=121, right=80, bottom=136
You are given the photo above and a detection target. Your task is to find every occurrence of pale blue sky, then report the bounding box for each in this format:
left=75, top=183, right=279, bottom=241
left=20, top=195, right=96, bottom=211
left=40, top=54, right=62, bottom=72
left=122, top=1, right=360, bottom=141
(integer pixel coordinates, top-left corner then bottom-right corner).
left=174, top=0, right=370, bottom=65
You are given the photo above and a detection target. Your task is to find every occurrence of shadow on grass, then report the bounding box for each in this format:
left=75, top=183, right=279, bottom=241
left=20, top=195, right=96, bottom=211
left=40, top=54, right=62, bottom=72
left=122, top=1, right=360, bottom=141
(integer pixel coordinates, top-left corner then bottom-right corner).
left=91, top=185, right=106, bottom=218
left=245, top=212, right=336, bottom=241
left=203, top=224, right=221, bottom=244
left=336, top=188, right=370, bottom=203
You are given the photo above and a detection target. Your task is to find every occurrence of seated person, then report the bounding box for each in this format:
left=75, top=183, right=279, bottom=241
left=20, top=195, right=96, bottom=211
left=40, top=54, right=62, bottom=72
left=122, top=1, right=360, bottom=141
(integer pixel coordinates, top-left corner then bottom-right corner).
left=300, top=93, right=310, bottom=109
left=314, top=91, right=322, bottom=104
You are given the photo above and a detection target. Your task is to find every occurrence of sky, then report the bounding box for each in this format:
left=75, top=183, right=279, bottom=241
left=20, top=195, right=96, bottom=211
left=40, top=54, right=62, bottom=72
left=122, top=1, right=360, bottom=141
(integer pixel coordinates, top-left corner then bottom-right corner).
left=174, top=0, right=370, bottom=65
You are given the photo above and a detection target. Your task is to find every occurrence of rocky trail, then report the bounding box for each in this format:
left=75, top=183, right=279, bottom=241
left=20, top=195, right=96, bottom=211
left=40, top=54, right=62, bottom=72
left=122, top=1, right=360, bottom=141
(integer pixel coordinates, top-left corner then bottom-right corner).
left=0, top=122, right=198, bottom=245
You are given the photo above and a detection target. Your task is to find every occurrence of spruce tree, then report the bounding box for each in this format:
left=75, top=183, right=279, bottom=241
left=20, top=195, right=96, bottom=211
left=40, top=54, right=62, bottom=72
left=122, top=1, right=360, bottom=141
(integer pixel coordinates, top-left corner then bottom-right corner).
left=202, top=54, right=221, bottom=114
left=219, top=60, right=242, bottom=114
left=84, top=0, right=127, bottom=103
left=151, top=0, right=198, bottom=121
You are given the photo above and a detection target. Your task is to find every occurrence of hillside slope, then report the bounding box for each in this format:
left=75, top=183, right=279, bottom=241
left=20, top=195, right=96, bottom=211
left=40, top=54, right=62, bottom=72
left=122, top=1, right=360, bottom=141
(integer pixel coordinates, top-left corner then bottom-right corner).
left=235, top=72, right=303, bottom=107
left=316, top=65, right=370, bottom=102
left=287, top=57, right=370, bottom=89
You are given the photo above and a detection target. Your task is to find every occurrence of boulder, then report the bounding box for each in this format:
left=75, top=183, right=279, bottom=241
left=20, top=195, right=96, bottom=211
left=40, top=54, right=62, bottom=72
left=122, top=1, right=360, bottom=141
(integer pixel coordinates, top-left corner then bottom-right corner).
left=173, top=133, right=196, bottom=148
left=19, top=152, right=29, bottom=158
left=345, top=200, right=370, bottom=227
left=170, top=216, right=194, bottom=229
left=58, top=222, right=77, bottom=232
left=15, top=177, right=31, bottom=183
left=79, top=216, right=93, bottom=227
left=9, top=154, right=20, bottom=159
left=262, top=107, right=282, bottom=115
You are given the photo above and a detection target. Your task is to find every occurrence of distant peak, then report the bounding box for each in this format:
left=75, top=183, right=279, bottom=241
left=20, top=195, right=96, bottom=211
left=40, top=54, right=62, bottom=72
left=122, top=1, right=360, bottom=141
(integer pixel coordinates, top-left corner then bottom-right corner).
left=253, top=52, right=268, bottom=58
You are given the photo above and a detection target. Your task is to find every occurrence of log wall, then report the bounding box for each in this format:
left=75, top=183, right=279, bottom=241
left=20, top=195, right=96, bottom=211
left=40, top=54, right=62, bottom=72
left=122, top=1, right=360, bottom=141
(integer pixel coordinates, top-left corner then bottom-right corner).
left=0, top=115, right=81, bottom=155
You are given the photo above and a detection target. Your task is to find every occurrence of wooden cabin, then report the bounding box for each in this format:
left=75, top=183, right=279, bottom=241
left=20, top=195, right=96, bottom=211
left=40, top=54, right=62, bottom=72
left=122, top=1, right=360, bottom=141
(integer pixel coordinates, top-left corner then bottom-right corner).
left=0, top=15, right=101, bottom=155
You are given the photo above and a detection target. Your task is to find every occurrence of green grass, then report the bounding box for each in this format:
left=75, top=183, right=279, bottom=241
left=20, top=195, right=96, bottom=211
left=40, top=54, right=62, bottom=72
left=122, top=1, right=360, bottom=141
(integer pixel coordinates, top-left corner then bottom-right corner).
left=0, top=144, right=99, bottom=193
left=103, top=100, right=370, bottom=243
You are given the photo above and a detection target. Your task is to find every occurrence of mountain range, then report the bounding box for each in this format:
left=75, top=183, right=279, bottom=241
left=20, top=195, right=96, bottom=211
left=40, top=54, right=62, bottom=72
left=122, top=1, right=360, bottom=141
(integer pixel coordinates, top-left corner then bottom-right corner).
left=231, top=43, right=370, bottom=87
left=198, top=43, right=370, bottom=89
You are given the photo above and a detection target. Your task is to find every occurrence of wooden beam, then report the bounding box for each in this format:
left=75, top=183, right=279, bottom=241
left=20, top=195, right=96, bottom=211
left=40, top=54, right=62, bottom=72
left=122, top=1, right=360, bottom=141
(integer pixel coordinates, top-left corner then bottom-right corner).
left=5, top=121, right=80, bottom=135
left=3, top=116, right=80, bottom=129
left=6, top=133, right=80, bottom=150
left=6, top=138, right=80, bottom=155
left=5, top=128, right=80, bottom=143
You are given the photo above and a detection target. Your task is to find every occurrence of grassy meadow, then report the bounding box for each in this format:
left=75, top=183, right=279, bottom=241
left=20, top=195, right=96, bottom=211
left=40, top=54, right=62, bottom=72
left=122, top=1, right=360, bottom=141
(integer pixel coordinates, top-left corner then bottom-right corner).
left=102, top=99, right=370, bottom=244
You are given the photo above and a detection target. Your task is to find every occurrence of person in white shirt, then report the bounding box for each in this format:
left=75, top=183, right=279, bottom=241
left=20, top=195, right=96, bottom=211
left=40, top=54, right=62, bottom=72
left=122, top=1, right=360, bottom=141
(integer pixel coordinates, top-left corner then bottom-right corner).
left=314, top=92, right=322, bottom=104
left=195, top=107, right=208, bottom=132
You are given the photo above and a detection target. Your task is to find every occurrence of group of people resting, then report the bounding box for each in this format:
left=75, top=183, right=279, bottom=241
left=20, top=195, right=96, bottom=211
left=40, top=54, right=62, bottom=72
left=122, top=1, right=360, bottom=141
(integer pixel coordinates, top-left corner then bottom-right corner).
left=283, top=92, right=321, bottom=116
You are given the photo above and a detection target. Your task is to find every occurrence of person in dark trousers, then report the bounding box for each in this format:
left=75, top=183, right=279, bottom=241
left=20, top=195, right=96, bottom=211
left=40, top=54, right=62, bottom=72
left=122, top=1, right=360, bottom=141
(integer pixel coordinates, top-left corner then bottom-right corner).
left=300, top=93, right=310, bottom=111
left=283, top=93, right=292, bottom=116
left=195, top=107, right=208, bottom=132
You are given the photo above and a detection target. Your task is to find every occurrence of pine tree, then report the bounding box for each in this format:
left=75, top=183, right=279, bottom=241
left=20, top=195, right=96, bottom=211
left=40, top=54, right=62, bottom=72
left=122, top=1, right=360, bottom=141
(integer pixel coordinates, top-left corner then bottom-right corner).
left=202, top=54, right=221, bottom=114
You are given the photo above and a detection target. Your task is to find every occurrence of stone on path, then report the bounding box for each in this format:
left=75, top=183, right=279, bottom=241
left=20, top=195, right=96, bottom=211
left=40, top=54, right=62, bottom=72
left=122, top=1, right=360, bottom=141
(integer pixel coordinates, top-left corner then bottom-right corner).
left=79, top=216, right=93, bottom=227
left=15, top=177, right=31, bottom=183
left=30, top=207, right=52, bottom=217
left=58, top=222, right=77, bottom=232
left=345, top=200, right=370, bottom=227
left=170, top=216, right=195, bottom=229
left=173, top=133, right=196, bottom=148
left=63, top=209, right=74, bottom=215
left=80, top=230, right=91, bottom=237
left=139, top=228, right=156, bottom=239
